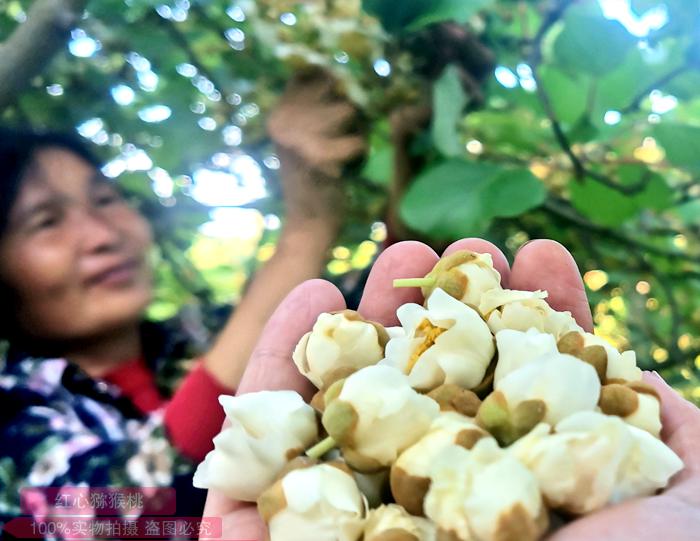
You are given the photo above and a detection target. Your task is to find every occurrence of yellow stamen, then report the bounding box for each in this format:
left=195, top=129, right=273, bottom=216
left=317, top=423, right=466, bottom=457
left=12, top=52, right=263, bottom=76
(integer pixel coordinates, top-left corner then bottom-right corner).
left=406, top=319, right=446, bottom=374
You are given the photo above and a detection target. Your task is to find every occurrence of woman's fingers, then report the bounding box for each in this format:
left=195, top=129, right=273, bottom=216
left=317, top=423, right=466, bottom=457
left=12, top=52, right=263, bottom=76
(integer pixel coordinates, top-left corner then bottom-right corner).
left=510, top=239, right=594, bottom=332
left=357, top=241, right=439, bottom=326
left=200, top=498, right=257, bottom=539
left=237, top=278, right=346, bottom=400
left=441, top=238, right=511, bottom=287
left=642, top=371, right=700, bottom=475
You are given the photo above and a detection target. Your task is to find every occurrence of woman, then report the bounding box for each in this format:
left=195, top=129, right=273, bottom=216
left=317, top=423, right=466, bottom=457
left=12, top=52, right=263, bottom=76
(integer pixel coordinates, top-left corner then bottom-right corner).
left=0, top=71, right=364, bottom=535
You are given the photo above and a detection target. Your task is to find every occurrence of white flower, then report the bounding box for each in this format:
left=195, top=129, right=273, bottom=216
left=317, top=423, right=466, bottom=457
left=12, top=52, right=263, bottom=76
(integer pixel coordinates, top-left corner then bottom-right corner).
left=382, top=288, right=494, bottom=391
left=391, top=412, right=491, bottom=515
left=364, top=504, right=436, bottom=541
left=494, top=329, right=558, bottom=385
left=612, top=422, right=683, bottom=502
left=258, top=462, right=366, bottom=541
left=510, top=411, right=682, bottom=514
left=425, top=439, right=547, bottom=541
left=495, top=352, right=601, bottom=425
left=126, top=438, right=173, bottom=487
left=386, top=326, right=405, bottom=340
left=419, top=251, right=502, bottom=308
left=480, top=288, right=582, bottom=338
left=510, top=417, right=627, bottom=514
left=293, top=310, right=388, bottom=389
left=323, top=365, right=439, bottom=471
left=193, top=391, right=318, bottom=502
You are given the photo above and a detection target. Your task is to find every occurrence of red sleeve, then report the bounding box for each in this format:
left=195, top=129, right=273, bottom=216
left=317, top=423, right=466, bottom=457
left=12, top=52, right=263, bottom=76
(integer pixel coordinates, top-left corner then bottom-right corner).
left=164, top=360, right=235, bottom=462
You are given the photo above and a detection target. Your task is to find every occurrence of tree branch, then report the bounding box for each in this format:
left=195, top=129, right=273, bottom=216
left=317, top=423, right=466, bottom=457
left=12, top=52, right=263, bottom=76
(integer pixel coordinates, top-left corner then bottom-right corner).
left=543, top=197, right=700, bottom=264
left=586, top=168, right=655, bottom=195
left=0, top=0, right=88, bottom=110
left=620, top=64, right=690, bottom=114
left=528, top=0, right=590, bottom=180
left=527, top=0, right=663, bottom=195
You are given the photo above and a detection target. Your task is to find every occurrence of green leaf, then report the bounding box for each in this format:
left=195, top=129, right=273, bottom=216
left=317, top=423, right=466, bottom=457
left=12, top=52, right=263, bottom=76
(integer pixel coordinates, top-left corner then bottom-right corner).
left=553, top=3, right=637, bottom=76
left=464, top=109, right=548, bottom=153
left=362, top=0, right=433, bottom=32
left=619, top=165, right=673, bottom=212
left=538, top=66, right=590, bottom=124
left=400, top=160, right=546, bottom=239
left=569, top=165, right=673, bottom=227
left=591, top=40, right=686, bottom=120
left=362, top=122, right=394, bottom=185
left=432, top=65, right=468, bottom=157
left=654, top=122, right=700, bottom=170
left=570, top=178, right=640, bottom=227
left=408, top=0, right=494, bottom=30
left=363, top=0, right=493, bottom=32
left=674, top=200, right=700, bottom=225
left=567, top=116, right=599, bottom=143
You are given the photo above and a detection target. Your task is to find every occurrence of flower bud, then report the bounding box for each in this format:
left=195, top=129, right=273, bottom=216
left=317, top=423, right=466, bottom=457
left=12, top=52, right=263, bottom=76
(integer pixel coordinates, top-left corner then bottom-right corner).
left=494, top=329, right=558, bottom=385
left=475, top=391, right=546, bottom=447
left=598, top=382, right=662, bottom=437
left=193, top=391, right=318, bottom=502
left=425, top=439, right=547, bottom=541
left=293, top=310, right=389, bottom=389
left=391, top=413, right=490, bottom=515
left=258, top=461, right=367, bottom=541
left=509, top=415, right=628, bottom=514
left=382, top=288, right=494, bottom=392
left=322, top=365, right=440, bottom=472
left=494, top=352, right=601, bottom=426
left=363, top=504, right=436, bottom=541
left=410, top=250, right=502, bottom=308
left=612, top=421, right=683, bottom=503
left=479, top=289, right=582, bottom=339
left=557, top=331, right=642, bottom=383
left=426, top=384, right=481, bottom=417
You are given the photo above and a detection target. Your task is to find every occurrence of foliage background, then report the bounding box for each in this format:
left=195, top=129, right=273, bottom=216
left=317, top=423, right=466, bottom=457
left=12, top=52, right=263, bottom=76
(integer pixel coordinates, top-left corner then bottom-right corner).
left=1, top=0, right=699, bottom=403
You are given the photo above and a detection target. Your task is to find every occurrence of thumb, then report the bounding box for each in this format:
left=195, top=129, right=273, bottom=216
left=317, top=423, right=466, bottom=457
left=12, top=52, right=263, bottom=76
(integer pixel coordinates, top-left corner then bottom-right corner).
left=237, top=278, right=346, bottom=399
left=201, top=279, right=345, bottom=523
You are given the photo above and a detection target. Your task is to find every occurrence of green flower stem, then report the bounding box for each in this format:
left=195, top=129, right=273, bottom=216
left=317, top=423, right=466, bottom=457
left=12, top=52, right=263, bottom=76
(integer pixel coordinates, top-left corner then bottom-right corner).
left=393, top=277, right=436, bottom=288
left=306, top=436, right=337, bottom=459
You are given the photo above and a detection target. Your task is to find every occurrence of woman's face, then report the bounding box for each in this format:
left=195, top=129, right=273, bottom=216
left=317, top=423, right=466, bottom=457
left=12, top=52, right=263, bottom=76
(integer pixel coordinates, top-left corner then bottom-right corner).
left=0, top=148, right=154, bottom=342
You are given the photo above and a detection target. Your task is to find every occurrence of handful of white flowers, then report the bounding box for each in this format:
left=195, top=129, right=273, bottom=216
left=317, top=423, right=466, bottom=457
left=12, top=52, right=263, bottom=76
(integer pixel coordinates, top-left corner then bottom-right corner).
left=194, top=250, right=683, bottom=541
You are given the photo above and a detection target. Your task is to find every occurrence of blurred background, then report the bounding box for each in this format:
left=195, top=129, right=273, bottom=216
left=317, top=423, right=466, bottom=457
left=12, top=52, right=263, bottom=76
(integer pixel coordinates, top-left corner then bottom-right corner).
left=1, top=0, right=699, bottom=402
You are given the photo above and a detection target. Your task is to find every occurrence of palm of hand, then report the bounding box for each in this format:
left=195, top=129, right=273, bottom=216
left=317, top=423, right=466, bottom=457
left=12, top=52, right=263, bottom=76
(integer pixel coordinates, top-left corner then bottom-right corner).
left=201, top=239, right=700, bottom=541
left=267, top=70, right=365, bottom=179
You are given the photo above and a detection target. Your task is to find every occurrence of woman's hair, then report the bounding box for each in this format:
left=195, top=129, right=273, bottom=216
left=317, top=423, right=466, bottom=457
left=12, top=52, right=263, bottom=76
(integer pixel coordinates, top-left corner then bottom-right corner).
left=0, top=128, right=102, bottom=343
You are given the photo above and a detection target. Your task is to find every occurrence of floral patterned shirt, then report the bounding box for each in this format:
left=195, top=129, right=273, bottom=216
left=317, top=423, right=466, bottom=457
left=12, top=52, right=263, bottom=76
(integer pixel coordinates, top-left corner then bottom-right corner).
left=0, top=305, right=229, bottom=540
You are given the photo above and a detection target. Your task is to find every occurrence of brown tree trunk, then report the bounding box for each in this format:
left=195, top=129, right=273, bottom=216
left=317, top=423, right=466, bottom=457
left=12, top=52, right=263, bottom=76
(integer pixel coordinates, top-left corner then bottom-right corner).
left=0, top=0, right=88, bottom=110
